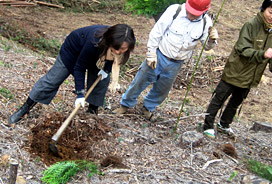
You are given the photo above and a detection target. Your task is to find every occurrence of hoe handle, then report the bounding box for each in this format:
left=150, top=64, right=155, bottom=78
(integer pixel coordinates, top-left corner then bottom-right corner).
left=51, top=75, right=102, bottom=142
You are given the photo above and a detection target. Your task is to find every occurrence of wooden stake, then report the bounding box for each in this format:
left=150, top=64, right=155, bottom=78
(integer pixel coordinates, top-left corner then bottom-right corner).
left=33, top=0, right=64, bottom=9
left=8, top=159, right=18, bottom=184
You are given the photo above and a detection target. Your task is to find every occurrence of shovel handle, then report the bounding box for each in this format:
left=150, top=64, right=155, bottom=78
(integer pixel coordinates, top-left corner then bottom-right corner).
left=51, top=75, right=102, bottom=142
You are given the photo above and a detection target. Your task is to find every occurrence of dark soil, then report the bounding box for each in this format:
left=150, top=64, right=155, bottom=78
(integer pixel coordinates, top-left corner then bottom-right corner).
left=28, top=112, right=114, bottom=166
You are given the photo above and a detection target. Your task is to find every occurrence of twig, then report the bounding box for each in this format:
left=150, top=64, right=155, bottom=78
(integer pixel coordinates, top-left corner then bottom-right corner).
left=190, top=142, right=193, bottom=166
left=13, top=140, right=25, bottom=161
left=201, top=159, right=223, bottom=170
left=157, top=113, right=209, bottom=124
left=126, top=66, right=138, bottom=74
left=179, top=113, right=209, bottom=120
left=92, top=0, right=101, bottom=4
left=0, top=123, right=13, bottom=131
left=32, top=0, right=64, bottom=8
left=103, top=168, right=132, bottom=174
left=223, top=153, right=239, bottom=164
left=100, top=113, right=142, bottom=117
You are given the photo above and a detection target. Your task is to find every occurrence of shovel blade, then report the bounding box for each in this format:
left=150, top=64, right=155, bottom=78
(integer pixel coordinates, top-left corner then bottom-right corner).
left=49, top=141, right=59, bottom=157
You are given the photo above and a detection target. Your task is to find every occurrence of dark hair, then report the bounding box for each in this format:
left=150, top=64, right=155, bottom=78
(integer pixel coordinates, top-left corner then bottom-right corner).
left=261, top=0, right=272, bottom=12
left=96, top=24, right=136, bottom=65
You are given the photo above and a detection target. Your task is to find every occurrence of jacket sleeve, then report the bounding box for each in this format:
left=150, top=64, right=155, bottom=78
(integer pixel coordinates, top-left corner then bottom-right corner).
left=234, top=22, right=265, bottom=63
left=74, top=42, right=95, bottom=92
left=74, top=57, right=87, bottom=93
left=147, top=4, right=178, bottom=54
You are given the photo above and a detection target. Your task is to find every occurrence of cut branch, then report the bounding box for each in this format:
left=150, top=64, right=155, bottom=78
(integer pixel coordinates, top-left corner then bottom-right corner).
left=32, top=0, right=64, bottom=8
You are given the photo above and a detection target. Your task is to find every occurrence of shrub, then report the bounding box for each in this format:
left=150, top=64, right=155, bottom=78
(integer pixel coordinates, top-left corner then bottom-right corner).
left=125, top=0, right=186, bottom=17
left=245, top=159, right=272, bottom=182
left=41, top=160, right=103, bottom=184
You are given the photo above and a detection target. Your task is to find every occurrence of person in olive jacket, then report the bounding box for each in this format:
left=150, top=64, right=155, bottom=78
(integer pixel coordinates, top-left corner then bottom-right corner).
left=203, top=0, right=272, bottom=139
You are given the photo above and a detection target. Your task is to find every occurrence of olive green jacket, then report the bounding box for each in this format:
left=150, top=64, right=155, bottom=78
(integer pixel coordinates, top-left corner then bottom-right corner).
left=222, top=12, right=272, bottom=88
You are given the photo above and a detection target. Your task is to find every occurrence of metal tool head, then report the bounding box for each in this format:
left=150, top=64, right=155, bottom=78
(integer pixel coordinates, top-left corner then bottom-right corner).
left=49, top=141, right=59, bottom=157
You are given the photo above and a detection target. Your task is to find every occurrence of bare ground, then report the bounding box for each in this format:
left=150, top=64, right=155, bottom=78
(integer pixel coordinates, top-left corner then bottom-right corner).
left=0, top=0, right=272, bottom=183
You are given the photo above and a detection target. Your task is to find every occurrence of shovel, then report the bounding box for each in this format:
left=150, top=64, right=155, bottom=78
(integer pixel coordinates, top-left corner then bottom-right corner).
left=49, top=75, right=102, bottom=156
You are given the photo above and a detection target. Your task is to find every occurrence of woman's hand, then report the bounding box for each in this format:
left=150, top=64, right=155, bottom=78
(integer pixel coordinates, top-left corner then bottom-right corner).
left=98, top=69, right=108, bottom=80
left=264, top=48, right=272, bottom=59
left=75, top=97, right=85, bottom=107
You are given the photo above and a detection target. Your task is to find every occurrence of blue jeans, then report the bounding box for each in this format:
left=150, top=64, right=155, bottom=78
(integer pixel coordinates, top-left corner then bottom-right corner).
left=121, top=49, right=184, bottom=111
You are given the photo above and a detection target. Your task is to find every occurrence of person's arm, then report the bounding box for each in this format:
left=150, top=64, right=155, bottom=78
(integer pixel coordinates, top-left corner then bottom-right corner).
left=200, top=15, right=218, bottom=51
left=73, top=54, right=88, bottom=107
left=234, top=22, right=266, bottom=63
left=147, top=4, right=179, bottom=53
left=74, top=56, right=87, bottom=94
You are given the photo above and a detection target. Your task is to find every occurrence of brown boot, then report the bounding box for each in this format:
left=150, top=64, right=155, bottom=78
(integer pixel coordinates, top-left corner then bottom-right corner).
left=142, top=106, right=154, bottom=121
left=113, top=105, right=128, bottom=114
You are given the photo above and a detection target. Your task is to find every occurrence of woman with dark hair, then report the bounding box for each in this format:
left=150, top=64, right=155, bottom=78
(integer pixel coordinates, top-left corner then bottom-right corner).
left=8, top=24, right=136, bottom=125
left=202, top=0, right=272, bottom=139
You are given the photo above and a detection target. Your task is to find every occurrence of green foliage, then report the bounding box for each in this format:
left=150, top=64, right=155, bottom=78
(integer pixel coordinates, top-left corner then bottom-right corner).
left=33, top=62, right=38, bottom=69
left=34, top=157, right=41, bottom=163
left=1, top=21, right=61, bottom=57
left=3, top=44, right=11, bottom=52
left=41, top=160, right=102, bottom=184
left=41, top=161, right=80, bottom=184
left=205, top=54, right=216, bottom=62
left=229, top=171, right=237, bottom=181
left=33, top=37, right=61, bottom=56
left=0, top=88, right=14, bottom=100
left=87, top=162, right=101, bottom=177
left=125, top=0, right=186, bottom=16
left=245, top=159, right=272, bottom=182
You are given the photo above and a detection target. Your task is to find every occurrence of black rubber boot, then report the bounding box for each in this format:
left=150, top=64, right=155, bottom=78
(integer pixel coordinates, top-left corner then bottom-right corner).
left=8, top=97, right=37, bottom=124
left=87, top=104, right=98, bottom=115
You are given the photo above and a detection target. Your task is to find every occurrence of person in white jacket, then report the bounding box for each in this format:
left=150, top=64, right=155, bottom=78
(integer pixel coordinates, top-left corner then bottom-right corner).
left=114, top=0, right=218, bottom=120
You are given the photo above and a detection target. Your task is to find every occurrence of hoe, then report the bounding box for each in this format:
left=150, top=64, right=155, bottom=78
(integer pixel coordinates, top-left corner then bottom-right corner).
left=49, top=75, right=102, bottom=156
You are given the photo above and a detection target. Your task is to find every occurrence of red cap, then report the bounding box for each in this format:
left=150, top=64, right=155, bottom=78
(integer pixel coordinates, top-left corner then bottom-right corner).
left=185, top=0, right=211, bottom=16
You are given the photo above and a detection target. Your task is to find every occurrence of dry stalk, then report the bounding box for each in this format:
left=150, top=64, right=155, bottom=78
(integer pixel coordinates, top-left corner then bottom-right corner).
left=13, top=140, right=25, bottom=161
left=201, top=159, right=223, bottom=170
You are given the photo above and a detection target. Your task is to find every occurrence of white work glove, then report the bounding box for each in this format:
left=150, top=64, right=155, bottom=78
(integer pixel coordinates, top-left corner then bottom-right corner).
left=208, top=26, right=219, bottom=41
left=75, top=97, right=85, bottom=107
left=98, top=69, right=108, bottom=80
left=146, top=52, right=157, bottom=69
